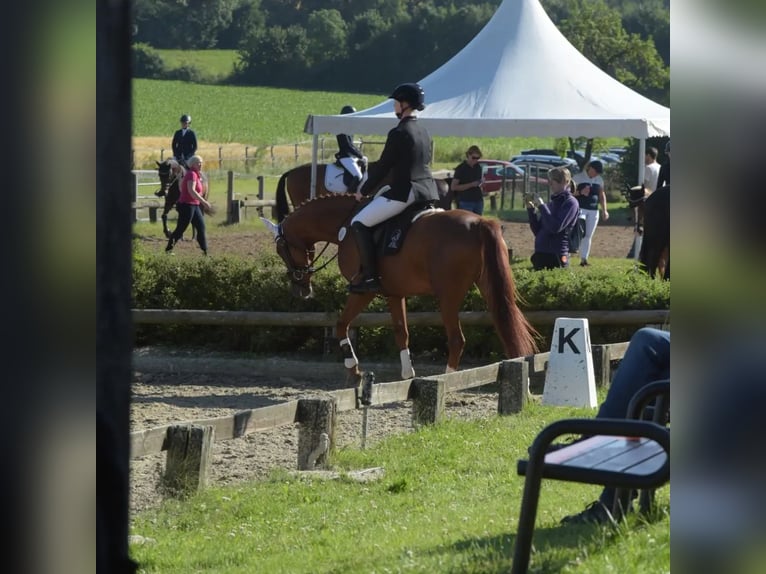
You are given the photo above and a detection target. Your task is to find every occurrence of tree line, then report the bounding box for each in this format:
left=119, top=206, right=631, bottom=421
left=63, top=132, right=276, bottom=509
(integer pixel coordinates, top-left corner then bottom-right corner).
left=132, top=0, right=669, bottom=105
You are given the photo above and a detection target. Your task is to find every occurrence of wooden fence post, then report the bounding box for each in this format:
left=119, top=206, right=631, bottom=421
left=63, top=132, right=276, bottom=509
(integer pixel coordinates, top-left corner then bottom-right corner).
left=163, top=424, right=214, bottom=494
left=411, top=377, right=445, bottom=426
left=497, top=360, right=529, bottom=415
left=226, top=170, right=235, bottom=223
left=592, top=344, right=612, bottom=388
left=296, top=397, right=336, bottom=470
left=256, top=175, right=265, bottom=218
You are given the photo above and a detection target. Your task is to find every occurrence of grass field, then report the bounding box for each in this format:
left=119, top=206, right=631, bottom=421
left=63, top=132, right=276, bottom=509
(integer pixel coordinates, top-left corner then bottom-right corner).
left=159, top=49, right=239, bottom=81
left=132, top=72, right=630, bottom=169
left=129, top=401, right=669, bottom=573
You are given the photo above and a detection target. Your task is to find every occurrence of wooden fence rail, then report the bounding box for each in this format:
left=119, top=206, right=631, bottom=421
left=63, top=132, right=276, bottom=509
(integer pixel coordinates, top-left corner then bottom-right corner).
left=130, top=343, right=631, bottom=461
left=133, top=308, right=669, bottom=328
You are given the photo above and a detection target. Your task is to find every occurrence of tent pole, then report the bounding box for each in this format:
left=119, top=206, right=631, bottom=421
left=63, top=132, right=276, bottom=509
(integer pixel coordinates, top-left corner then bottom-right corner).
left=637, top=137, right=646, bottom=187
left=310, top=134, right=318, bottom=199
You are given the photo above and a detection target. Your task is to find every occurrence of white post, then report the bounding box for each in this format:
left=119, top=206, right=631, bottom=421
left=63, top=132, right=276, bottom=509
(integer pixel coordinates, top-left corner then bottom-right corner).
left=637, top=137, right=646, bottom=187
left=542, top=318, right=597, bottom=408
left=310, top=133, right=319, bottom=199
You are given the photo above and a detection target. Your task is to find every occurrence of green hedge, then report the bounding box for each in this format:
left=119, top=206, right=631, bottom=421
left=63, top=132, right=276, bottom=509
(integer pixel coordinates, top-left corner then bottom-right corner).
left=133, top=247, right=669, bottom=359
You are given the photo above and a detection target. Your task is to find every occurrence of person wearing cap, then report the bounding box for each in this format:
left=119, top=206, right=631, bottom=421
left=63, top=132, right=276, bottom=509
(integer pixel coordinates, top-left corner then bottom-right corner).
left=335, top=105, right=366, bottom=193
left=346, top=82, right=440, bottom=293
left=656, top=140, right=670, bottom=190
left=573, top=159, right=609, bottom=266
left=172, top=114, right=198, bottom=166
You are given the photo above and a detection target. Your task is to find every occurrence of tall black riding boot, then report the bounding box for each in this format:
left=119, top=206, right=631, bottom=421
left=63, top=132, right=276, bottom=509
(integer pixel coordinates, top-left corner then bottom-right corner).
left=347, top=175, right=361, bottom=194
left=348, top=222, right=381, bottom=293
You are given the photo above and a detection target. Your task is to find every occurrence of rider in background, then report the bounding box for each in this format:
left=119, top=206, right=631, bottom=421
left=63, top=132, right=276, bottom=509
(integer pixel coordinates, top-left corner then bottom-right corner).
left=347, top=82, right=440, bottom=294
left=335, top=105, right=366, bottom=194
left=172, top=114, right=198, bottom=166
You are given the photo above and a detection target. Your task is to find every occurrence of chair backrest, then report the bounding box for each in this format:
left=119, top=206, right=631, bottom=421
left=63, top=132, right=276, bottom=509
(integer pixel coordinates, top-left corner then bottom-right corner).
left=627, top=379, right=669, bottom=425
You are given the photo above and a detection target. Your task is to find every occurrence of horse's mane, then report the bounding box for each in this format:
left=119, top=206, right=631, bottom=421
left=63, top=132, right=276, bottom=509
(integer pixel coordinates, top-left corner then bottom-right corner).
left=282, top=192, right=358, bottom=224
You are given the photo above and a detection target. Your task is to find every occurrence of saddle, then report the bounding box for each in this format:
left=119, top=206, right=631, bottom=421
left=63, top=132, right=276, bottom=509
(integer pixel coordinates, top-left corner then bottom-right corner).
left=371, top=202, right=441, bottom=256
left=326, top=158, right=368, bottom=193
left=625, top=184, right=652, bottom=208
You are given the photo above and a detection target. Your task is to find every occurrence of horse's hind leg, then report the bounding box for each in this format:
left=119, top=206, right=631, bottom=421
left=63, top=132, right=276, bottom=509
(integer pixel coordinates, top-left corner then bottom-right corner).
left=336, top=292, right=376, bottom=386
left=437, top=296, right=466, bottom=373
left=386, top=296, right=415, bottom=379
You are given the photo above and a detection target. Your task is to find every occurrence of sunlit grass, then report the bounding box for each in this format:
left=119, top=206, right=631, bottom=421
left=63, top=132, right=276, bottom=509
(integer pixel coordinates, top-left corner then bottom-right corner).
left=130, top=404, right=669, bottom=573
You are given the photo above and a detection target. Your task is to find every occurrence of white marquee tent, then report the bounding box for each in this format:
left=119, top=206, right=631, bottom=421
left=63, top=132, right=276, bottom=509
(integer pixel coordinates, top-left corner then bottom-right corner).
left=305, top=0, right=670, bottom=139
left=303, top=0, right=669, bottom=189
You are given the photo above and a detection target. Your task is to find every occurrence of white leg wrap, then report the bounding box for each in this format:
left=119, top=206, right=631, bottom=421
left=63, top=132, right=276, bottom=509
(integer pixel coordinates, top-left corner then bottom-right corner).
left=400, top=349, right=415, bottom=379
left=445, top=366, right=456, bottom=374
left=340, top=338, right=358, bottom=369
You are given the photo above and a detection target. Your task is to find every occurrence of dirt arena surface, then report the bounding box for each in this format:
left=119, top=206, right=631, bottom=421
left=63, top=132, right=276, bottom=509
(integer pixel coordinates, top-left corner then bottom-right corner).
left=130, top=218, right=636, bottom=517
left=136, top=214, right=636, bottom=261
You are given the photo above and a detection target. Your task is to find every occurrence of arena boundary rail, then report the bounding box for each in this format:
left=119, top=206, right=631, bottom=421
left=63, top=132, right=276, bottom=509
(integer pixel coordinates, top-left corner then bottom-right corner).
left=130, top=341, right=634, bottom=494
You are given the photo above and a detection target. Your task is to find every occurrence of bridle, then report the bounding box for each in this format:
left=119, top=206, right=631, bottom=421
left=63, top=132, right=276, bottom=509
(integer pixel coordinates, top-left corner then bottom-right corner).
left=275, top=225, right=336, bottom=284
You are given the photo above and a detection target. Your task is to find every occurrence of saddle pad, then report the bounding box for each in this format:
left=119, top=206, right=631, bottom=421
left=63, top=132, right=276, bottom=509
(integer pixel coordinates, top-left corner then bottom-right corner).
left=324, top=162, right=369, bottom=194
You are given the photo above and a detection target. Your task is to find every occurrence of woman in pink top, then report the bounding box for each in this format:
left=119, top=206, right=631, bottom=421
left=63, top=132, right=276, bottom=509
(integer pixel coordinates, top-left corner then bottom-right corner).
left=165, top=155, right=211, bottom=255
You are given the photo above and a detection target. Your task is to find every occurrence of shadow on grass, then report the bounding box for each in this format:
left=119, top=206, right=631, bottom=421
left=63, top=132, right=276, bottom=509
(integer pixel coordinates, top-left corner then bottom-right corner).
left=435, top=521, right=629, bottom=574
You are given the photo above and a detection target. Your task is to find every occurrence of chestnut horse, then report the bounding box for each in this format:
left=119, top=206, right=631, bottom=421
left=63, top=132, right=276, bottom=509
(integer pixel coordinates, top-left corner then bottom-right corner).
left=265, top=194, right=538, bottom=384
left=274, top=161, right=453, bottom=222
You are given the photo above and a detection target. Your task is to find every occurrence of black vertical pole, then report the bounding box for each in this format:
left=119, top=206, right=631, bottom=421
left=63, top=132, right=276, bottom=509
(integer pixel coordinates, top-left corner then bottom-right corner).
left=97, top=0, right=137, bottom=572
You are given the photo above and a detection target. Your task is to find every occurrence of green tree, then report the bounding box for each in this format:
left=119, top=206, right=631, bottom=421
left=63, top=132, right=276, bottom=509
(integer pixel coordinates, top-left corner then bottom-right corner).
left=235, top=25, right=310, bottom=86
left=218, top=0, right=266, bottom=49
left=306, top=9, right=348, bottom=64
left=542, top=0, right=668, bottom=103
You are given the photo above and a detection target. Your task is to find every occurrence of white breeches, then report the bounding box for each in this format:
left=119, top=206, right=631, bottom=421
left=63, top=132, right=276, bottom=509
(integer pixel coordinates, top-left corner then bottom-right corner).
left=579, top=208, right=600, bottom=260
left=351, top=188, right=415, bottom=227
left=339, top=156, right=363, bottom=179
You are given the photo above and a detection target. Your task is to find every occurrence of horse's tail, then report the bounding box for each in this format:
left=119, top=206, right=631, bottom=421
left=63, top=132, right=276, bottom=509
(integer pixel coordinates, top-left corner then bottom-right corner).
left=275, top=171, right=291, bottom=222
left=477, top=220, right=539, bottom=358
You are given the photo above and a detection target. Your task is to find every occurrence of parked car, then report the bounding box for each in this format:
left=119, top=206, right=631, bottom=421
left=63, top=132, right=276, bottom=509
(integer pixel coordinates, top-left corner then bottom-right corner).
left=510, top=154, right=580, bottom=173
left=477, top=159, right=525, bottom=194
left=520, top=148, right=558, bottom=157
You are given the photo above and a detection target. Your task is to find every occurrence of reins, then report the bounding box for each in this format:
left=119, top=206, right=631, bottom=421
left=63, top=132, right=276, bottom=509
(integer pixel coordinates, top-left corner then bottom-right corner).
left=277, top=196, right=360, bottom=280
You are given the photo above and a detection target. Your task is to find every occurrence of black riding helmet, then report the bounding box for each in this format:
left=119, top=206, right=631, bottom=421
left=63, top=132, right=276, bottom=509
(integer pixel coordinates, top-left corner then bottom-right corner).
left=340, top=105, right=356, bottom=115
left=180, top=114, right=191, bottom=123
left=389, top=83, right=425, bottom=111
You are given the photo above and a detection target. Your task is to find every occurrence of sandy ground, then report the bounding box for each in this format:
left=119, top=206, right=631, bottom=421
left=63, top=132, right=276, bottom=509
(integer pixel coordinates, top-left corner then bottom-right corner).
left=130, top=353, right=501, bottom=517
left=135, top=212, right=636, bottom=262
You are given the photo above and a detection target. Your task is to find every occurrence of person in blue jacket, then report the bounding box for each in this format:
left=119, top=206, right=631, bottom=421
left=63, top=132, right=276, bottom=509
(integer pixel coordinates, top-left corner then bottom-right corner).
left=527, top=166, right=579, bottom=269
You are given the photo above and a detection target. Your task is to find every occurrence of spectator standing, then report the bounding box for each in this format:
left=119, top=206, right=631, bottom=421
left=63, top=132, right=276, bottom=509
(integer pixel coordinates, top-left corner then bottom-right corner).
left=644, top=146, right=661, bottom=193
left=656, top=140, right=670, bottom=190
left=574, top=160, right=609, bottom=266
left=172, top=114, right=197, bottom=166
left=527, top=166, right=579, bottom=270
left=165, top=155, right=210, bottom=255
left=335, top=105, right=366, bottom=193
left=450, top=145, right=485, bottom=215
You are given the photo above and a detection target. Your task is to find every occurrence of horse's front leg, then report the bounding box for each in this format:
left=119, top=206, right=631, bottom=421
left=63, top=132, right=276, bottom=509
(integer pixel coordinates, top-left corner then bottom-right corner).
left=161, top=214, right=170, bottom=239
left=386, top=296, right=415, bottom=379
left=336, top=292, right=376, bottom=387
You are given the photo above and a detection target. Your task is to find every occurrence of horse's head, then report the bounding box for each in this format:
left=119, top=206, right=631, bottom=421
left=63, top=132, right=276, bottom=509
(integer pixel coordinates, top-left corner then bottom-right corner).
left=156, top=159, right=184, bottom=196
left=262, top=217, right=316, bottom=299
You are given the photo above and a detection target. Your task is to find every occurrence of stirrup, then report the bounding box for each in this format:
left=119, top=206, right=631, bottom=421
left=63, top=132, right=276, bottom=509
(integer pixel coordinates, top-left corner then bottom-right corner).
left=348, top=277, right=381, bottom=294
